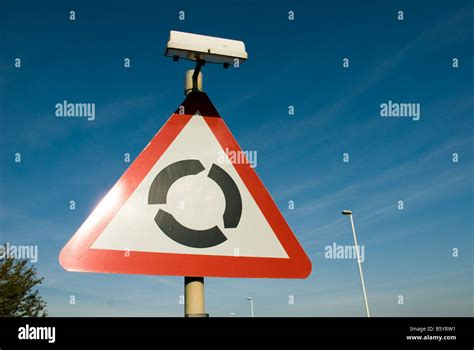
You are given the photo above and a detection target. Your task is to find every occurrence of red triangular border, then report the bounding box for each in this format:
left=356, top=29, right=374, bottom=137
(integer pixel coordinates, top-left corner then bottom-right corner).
left=59, top=91, right=312, bottom=278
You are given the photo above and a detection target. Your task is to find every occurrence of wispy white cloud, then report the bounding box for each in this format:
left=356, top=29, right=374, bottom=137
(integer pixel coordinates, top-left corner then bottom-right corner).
left=0, top=90, right=174, bottom=149
left=237, top=7, right=474, bottom=153
left=290, top=136, right=471, bottom=218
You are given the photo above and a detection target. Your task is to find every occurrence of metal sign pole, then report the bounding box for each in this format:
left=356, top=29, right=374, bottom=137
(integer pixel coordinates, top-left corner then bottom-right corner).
left=184, top=277, right=207, bottom=317
left=183, top=67, right=207, bottom=317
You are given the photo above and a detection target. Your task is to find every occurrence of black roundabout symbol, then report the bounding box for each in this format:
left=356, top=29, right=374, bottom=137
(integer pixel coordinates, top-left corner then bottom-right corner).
left=148, top=159, right=242, bottom=248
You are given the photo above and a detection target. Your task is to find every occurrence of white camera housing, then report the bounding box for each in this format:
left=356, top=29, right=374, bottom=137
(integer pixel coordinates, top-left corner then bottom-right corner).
left=165, top=31, right=248, bottom=66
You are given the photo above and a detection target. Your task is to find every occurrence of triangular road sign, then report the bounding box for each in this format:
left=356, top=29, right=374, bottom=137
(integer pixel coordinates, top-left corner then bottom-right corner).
left=59, top=91, right=312, bottom=278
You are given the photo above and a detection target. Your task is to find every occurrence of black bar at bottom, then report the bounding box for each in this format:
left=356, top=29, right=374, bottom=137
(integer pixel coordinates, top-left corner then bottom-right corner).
left=0, top=317, right=471, bottom=347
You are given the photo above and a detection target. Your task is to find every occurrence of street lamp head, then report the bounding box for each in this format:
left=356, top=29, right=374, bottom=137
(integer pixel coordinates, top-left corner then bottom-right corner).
left=165, top=30, right=248, bottom=67
left=342, top=210, right=353, bottom=215
left=247, top=297, right=252, bottom=301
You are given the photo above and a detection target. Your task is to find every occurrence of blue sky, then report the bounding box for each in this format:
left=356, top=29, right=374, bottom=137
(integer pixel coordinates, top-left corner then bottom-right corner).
left=0, top=0, right=473, bottom=316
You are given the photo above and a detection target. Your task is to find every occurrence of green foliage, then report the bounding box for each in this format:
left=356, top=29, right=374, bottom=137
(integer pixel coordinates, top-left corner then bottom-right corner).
left=0, top=256, right=47, bottom=317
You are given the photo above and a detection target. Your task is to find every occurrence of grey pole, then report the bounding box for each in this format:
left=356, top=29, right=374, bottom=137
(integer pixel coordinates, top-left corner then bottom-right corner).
left=184, top=61, right=203, bottom=96
left=343, top=211, right=370, bottom=317
left=183, top=67, right=207, bottom=317
left=184, top=277, right=207, bottom=317
left=247, top=297, right=254, bottom=317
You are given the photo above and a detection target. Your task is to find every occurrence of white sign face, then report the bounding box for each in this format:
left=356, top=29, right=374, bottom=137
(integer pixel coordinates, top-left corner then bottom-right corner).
left=91, top=114, right=289, bottom=259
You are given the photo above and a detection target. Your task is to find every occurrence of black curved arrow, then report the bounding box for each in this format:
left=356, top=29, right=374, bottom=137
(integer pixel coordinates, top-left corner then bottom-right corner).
left=148, top=159, right=205, bottom=204
left=154, top=209, right=227, bottom=248
left=207, top=163, right=242, bottom=228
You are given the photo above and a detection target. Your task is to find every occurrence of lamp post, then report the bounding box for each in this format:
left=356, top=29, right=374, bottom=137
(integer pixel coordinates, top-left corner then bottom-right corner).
left=342, top=210, right=370, bottom=317
left=247, top=297, right=254, bottom=317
